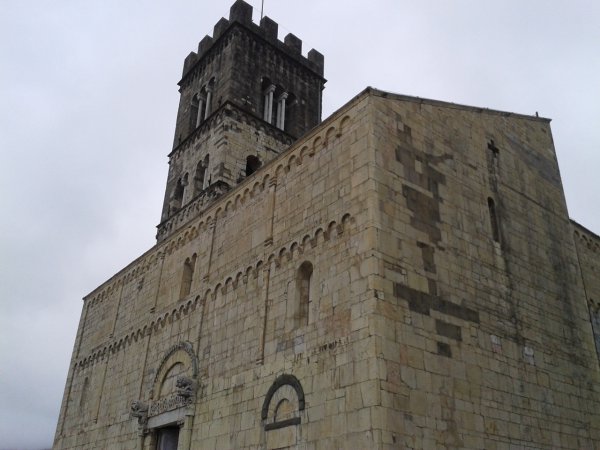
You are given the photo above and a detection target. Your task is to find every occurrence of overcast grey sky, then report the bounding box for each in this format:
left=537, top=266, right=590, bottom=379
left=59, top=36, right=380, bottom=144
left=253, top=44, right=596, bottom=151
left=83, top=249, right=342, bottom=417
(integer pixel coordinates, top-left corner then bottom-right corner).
left=0, top=1, right=598, bottom=448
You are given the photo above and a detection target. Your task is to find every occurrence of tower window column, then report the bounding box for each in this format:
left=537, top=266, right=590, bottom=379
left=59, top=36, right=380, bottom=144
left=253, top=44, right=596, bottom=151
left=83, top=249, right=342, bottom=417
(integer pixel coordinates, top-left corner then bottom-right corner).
left=263, top=84, right=276, bottom=124
left=276, top=92, right=288, bottom=130
left=196, top=98, right=205, bottom=127
left=190, top=95, right=200, bottom=130
left=204, top=85, right=213, bottom=120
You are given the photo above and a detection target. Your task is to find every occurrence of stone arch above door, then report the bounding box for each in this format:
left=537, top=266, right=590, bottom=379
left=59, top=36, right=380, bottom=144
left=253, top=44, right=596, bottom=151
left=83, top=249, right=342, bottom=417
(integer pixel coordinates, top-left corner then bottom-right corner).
left=151, top=341, right=199, bottom=401
left=130, top=341, right=200, bottom=435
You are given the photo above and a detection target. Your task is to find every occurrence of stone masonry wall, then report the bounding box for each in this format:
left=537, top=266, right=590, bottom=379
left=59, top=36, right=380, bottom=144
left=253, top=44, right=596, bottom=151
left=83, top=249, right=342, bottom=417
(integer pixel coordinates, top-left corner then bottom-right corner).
left=159, top=104, right=293, bottom=230
left=55, top=89, right=600, bottom=450
left=368, top=90, right=600, bottom=449
left=573, top=222, right=600, bottom=361
left=54, top=95, right=383, bottom=449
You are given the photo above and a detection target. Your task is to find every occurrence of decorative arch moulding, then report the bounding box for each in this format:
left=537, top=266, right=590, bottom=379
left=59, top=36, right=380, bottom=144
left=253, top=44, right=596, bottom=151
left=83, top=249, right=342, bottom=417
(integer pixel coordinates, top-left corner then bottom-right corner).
left=75, top=212, right=355, bottom=371
left=574, top=228, right=600, bottom=253
left=262, top=373, right=305, bottom=431
left=160, top=111, right=352, bottom=240
left=150, top=341, right=199, bottom=399
left=85, top=111, right=353, bottom=311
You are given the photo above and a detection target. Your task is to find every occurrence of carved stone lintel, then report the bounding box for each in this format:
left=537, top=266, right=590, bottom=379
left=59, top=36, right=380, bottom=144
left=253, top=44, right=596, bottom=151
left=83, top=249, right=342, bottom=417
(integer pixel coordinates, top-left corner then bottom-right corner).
left=148, top=394, right=194, bottom=417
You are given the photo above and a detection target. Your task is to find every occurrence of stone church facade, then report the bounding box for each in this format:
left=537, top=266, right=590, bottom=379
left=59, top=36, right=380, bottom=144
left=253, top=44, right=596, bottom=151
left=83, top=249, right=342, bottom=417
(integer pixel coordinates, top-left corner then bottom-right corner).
left=54, top=1, right=600, bottom=449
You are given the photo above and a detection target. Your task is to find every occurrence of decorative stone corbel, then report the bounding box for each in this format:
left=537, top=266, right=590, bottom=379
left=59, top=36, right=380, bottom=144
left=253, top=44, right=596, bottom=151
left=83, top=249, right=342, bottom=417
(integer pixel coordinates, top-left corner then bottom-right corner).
left=130, top=400, right=149, bottom=427
left=176, top=376, right=197, bottom=399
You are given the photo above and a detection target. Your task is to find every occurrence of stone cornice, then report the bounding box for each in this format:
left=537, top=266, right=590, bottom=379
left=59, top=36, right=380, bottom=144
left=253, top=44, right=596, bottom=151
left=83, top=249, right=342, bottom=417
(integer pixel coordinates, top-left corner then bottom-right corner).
left=156, top=180, right=231, bottom=243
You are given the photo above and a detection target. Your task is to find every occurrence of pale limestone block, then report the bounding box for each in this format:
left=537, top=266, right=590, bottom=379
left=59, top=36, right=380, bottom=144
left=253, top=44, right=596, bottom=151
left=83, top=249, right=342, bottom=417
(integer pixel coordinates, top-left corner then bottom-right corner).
left=409, top=390, right=427, bottom=416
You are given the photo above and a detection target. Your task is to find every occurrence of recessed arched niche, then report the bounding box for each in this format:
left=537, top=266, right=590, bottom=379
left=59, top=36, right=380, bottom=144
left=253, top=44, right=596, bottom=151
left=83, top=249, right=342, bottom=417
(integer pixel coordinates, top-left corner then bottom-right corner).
left=261, top=374, right=305, bottom=449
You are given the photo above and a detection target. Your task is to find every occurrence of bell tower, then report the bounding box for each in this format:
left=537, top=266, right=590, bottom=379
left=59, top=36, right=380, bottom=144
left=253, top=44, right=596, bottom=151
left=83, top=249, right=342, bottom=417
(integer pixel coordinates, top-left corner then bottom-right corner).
left=157, top=0, right=325, bottom=242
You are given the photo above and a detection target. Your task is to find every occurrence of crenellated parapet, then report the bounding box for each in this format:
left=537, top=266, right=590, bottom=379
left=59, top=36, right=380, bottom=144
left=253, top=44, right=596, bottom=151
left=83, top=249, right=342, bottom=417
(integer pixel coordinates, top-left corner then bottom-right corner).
left=180, top=0, right=324, bottom=83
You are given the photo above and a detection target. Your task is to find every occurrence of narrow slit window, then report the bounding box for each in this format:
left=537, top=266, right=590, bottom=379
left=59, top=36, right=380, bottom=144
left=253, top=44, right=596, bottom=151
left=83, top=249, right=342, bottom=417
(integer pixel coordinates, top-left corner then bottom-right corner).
left=194, top=155, right=209, bottom=195
left=79, top=377, right=89, bottom=413
left=295, top=261, right=313, bottom=327
left=487, top=139, right=500, bottom=176
left=246, top=155, right=261, bottom=177
left=180, top=254, right=196, bottom=299
left=488, top=197, right=500, bottom=243
left=198, top=87, right=207, bottom=124
left=190, top=95, right=199, bottom=131
left=169, top=178, right=185, bottom=215
left=203, top=78, right=215, bottom=119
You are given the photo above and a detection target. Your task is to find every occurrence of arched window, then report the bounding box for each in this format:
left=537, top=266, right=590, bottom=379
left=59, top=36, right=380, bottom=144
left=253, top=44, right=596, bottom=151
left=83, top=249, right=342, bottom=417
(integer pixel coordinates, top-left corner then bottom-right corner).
left=79, top=377, right=89, bottom=413
left=274, top=90, right=295, bottom=131
left=246, top=155, right=262, bottom=177
left=194, top=155, right=209, bottom=195
left=180, top=254, right=196, bottom=299
left=261, top=77, right=275, bottom=124
left=197, top=88, right=207, bottom=124
left=283, top=92, right=296, bottom=132
left=261, top=78, right=290, bottom=131
left=488, top=197, right=500, bottom=243
left=204, top=78, right=215, bottom=119
left=190, top=94, right=200, bottom=131
left=295, top=261, right=313, bottom=328
left=169, top=178, right=185, bottom=215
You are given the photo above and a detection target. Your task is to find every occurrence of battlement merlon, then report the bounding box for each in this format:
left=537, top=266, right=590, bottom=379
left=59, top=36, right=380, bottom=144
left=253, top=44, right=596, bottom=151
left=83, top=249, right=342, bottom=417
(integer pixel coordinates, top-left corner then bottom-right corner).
left=179, top=0, right=325, bottom=82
